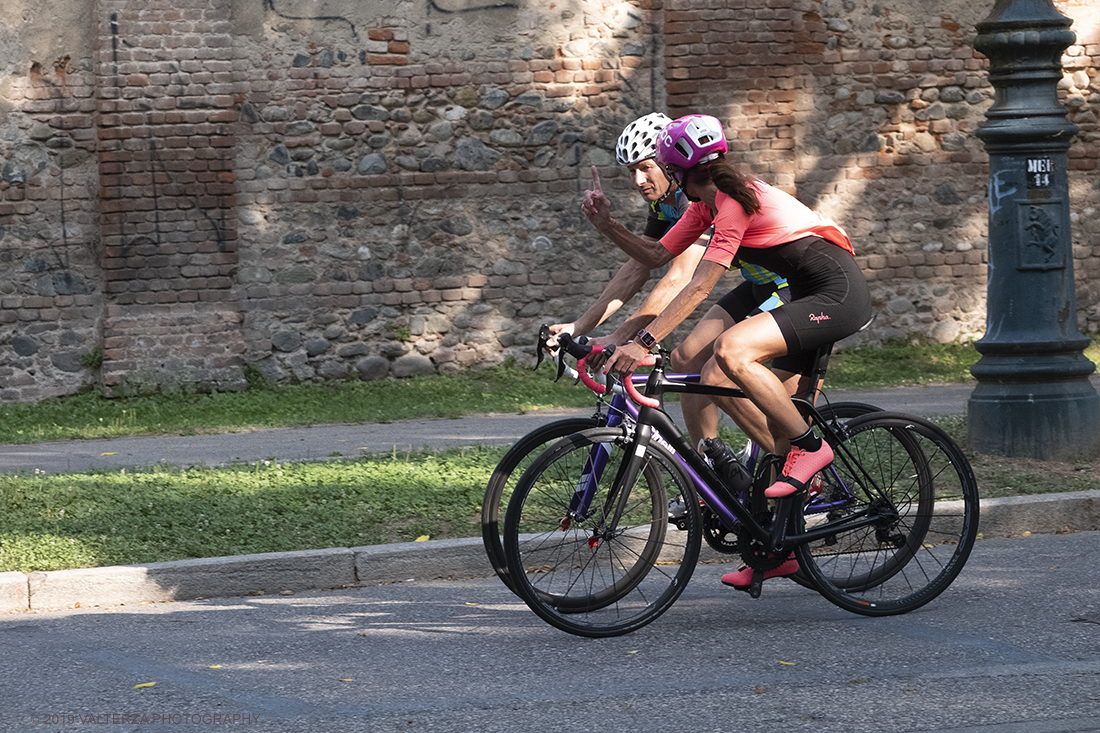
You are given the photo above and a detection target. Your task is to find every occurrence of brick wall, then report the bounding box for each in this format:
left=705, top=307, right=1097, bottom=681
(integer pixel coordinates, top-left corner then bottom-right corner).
left=0, top=0, right=1096, bottom=402
left=0, top=49, right=103, bottom=402
left=664, top=0, right=1098, bottom=342
left=95, top=0, right=247, bottom=395
left=230, top=0, right=667, bottom=384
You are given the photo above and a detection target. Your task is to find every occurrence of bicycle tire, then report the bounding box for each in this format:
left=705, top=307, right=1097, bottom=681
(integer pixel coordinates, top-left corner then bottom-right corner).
left=499, top=426, right=668, bottom=616
left=481, top=416, right=602, bottom=592
left=798, top=414, right=930, bottom=591
left=503, top=427, right=702, bottom=637
left=796, top=412, right=979, bottom=616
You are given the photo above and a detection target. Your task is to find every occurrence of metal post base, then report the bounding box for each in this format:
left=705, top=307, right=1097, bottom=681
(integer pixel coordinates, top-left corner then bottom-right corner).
left=968, top=380, right=1100, bottom=460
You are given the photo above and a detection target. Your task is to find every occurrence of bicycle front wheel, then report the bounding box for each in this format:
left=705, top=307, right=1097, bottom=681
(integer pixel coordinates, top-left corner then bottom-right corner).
left=796, top=412, right=979, bottom=616
left=503, top=427, right=702, bottom=638
left=482, top=417, right=601, bottom=593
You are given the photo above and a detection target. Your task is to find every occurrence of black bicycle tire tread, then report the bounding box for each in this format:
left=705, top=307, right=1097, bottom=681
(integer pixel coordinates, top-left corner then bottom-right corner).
left=481, top=417, right=601, bottom=590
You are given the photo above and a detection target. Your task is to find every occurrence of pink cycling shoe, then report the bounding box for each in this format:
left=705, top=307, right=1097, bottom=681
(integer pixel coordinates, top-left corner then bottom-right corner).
left=765, top=442, right=834, bottom=498
left=721, top=555, right=799, bottom=590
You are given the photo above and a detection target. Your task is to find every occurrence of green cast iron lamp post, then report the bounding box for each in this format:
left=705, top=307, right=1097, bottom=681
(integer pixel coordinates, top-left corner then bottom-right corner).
left=968, top=0, right=1099, bottom=459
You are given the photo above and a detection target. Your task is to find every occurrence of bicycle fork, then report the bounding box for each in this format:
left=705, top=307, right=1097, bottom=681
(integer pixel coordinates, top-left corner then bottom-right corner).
left=564, top=422, right=655, bottom=551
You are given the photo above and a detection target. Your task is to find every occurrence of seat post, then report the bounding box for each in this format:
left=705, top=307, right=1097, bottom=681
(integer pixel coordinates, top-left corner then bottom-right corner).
left=804, top=343, right=834, bottom=407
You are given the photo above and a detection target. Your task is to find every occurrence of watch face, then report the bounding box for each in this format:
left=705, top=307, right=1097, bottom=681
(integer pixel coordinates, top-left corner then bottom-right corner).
left=637, top=330, right=656, bottom=349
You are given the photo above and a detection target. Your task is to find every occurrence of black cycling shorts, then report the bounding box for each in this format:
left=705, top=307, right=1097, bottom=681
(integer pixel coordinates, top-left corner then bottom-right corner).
left=715, top=281, right=813, bottom=375
left=763, top=237, right=873, bottom=357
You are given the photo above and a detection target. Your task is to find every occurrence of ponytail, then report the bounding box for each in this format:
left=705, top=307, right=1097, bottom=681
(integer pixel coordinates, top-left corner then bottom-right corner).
left=706, top=155, right=760, bottom=215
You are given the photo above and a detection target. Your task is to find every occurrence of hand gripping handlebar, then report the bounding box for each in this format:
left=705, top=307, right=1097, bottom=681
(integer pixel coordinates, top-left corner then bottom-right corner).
left=536, top=326, right=660, bottom=409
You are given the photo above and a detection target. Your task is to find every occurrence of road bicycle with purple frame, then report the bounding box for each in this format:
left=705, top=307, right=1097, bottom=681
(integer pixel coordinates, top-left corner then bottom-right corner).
left=492, top=331, right=979, bottom=637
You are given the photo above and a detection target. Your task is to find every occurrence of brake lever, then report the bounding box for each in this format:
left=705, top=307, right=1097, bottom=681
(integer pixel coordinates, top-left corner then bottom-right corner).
left=535, top=325, right=551, bottom=371
left=602, top=344, right=618, bottom=394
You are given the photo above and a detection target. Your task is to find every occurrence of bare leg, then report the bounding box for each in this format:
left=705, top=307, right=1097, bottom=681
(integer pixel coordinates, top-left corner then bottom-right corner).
left=709, top=314, right=809, bottom=440
left=699, top=362, right=803, bottom=455
left=670, top=306, right=732, bottom=451
left=676, top=308, right=807, bottom=454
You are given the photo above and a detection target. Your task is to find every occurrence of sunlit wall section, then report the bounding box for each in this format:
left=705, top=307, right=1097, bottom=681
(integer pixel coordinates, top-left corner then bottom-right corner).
left=1061, top=0, right=1100, bottom=330
left=665, top=0, right=1097, bottom=347
left=230, top=0, right=668, bottom=384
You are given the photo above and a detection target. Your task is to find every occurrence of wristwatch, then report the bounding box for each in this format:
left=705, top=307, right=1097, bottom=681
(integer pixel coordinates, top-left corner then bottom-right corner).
left=636, top=329, right=658, bottom=352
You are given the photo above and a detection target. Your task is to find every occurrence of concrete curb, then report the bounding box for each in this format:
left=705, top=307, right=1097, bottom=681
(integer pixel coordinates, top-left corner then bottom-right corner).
left=4, top=490, right=1099, bottom=613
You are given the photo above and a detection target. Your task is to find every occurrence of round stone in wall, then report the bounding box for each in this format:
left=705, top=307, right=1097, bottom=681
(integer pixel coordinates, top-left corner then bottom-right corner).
left=392, top=354, right=434, bottom=378
left=272, top=331, right=301, bottom=352
left=11, top=335, right=37, bottom=356
left=356, top=356, right=390, bottom=381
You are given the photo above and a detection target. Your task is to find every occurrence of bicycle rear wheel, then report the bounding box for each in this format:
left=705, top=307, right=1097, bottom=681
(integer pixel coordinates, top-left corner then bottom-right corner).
left=503, top=427, right=701, bottom=638
left=796, top=412, right=979, bottom=616
left=482, top=417, right=601, bottom=592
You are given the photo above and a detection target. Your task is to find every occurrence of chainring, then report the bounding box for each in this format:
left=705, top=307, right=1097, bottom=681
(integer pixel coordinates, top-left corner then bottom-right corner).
left=701, top=508, right=740, bottom=554
left=736, top=512, right=788, bottom=572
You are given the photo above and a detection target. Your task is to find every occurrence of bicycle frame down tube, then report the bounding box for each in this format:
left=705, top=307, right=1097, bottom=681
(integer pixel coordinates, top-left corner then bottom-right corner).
left=565, top=374, right=701, bottom=523
left=569, top=369, right=891, bottom=548
left=635, top=404, right=767, bottom=538
left=573, top=373, right=767, bottom=538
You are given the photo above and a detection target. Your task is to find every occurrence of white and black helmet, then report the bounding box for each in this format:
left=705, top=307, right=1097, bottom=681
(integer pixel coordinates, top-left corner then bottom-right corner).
left=615, top=112, right=673, bottom=166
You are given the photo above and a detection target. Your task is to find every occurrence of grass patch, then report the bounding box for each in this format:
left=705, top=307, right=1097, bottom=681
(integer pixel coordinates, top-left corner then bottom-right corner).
left=0, top=446, right=509, bottom=573
left=1, top=414, right=1092, bottom=573
left=826, top=338, right=980, bottom=388
left=826, top=336, right=1100, bottom=389
left=2, top=338, right=1099, bottom=445
left=935, top=415, right=1100, bottom=500
left=3, top=339, right=1100, bottom=572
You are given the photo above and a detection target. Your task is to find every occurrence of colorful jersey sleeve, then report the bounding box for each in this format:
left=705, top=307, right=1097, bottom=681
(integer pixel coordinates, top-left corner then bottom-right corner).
left=642, top=190, right=690, bottom=239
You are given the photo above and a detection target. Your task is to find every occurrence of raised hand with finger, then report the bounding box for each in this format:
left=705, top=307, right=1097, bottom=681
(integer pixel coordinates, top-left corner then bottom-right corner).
left=580, top=165, right=612, bottom=232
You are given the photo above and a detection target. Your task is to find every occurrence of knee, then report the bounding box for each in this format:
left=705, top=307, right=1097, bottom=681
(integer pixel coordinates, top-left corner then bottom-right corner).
left=670, top=344, right=702, bottom=373
left=712, top=332, right=753, bottom=375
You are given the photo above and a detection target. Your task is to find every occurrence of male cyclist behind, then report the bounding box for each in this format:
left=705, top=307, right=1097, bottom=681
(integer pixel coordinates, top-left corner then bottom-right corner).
left=549, top=113, right=705, bottom=351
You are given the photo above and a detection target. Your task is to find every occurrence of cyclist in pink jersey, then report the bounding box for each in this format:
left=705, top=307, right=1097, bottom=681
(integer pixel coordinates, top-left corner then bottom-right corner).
left=601, top=114, right=872, bottom=591
left=563, top=118, right=798, bottom=457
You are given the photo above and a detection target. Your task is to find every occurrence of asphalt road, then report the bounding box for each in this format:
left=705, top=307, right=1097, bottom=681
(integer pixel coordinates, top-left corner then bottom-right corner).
left=2, top=530, right=1098, bottom=733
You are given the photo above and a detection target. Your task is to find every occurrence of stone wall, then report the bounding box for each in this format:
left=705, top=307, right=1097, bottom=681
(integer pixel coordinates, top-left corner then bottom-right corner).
left=0, top=0, right=103, bottom=401
left=230, top=0, right=668, bottom=386
left=664, top=0, right=1099, bottom=343
left=0, top=0, right=1096, bottom=402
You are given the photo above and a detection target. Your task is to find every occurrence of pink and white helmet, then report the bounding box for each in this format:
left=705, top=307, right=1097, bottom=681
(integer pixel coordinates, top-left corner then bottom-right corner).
left=655, top=114, right=728, bottom=171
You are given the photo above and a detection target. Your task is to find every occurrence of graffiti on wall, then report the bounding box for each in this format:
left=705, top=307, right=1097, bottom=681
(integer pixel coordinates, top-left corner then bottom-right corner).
left=262, top=0, right=360, bottom=42
left=104, top=13, right=232, bottom=258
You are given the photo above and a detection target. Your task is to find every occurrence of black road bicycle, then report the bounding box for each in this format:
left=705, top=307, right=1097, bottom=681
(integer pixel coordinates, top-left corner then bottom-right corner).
left=499, top=335, right=979, bottom=637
